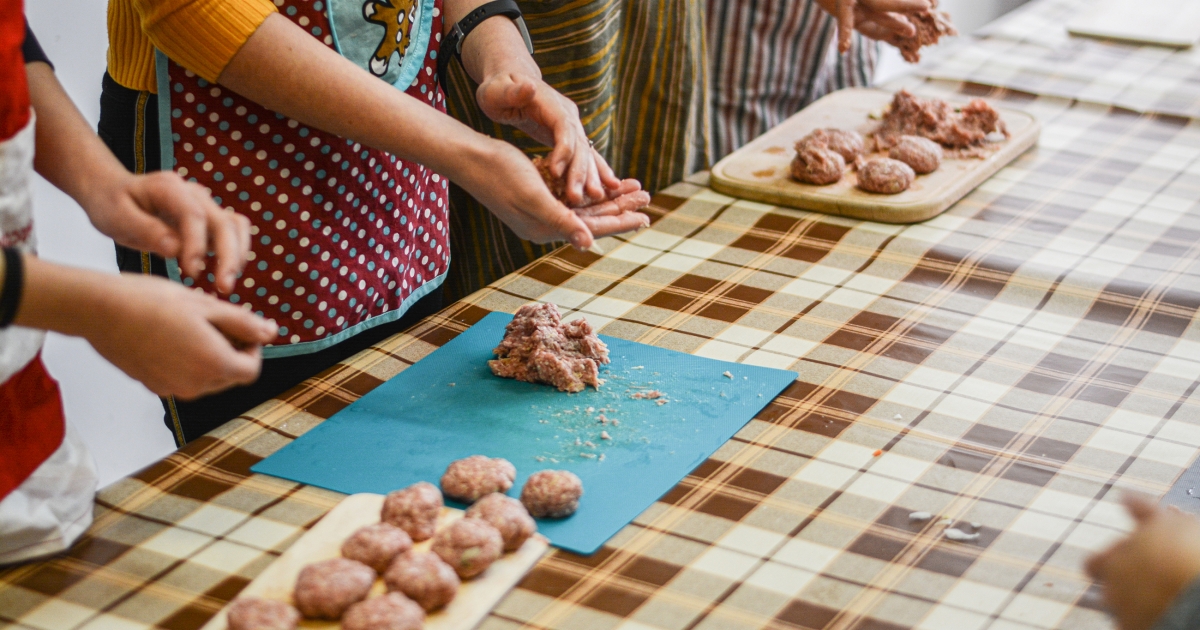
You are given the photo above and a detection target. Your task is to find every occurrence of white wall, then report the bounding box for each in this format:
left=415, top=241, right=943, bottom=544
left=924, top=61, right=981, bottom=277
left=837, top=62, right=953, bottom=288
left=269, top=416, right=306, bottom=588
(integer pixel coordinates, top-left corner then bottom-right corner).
left=22, top=0, right=1025, bottom=489
left=25, top=3, right=176, bottom=488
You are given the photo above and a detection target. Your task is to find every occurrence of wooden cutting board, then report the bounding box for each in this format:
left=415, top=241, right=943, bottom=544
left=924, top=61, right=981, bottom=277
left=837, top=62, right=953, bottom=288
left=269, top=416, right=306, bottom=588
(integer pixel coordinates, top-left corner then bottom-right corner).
left=709, top=88, right=1040, bottom=224
left=200, top=493, right=549, bottom=630
left=1068, top=0, right=1200, bottom=48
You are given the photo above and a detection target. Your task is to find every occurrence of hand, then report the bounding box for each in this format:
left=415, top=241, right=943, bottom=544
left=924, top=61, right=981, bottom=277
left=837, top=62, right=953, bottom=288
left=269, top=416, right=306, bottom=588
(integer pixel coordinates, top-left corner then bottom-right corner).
left=456, top=140, right=647, bottom=249
left=476, top=72, right=622, bottom=206
left=83, top=171, right=251, bottom=294
left=83, top=273, right=277, bottom=400
left=1086, top=494, right=1200, bottom=630
left=815, top=0, right=931, bottom=53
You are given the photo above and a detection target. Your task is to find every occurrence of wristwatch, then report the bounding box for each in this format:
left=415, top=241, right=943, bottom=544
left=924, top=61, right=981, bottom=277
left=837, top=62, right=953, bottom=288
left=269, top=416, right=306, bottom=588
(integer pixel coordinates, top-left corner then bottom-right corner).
left=438, top=0, right=535, bottom=87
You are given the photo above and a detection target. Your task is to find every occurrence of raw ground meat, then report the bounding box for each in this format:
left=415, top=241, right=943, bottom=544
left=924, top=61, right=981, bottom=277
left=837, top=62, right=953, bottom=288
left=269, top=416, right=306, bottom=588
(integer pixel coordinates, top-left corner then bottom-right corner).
left=895, top=0, right=957, bottom=63
left=798, top=128, right=864, bottom=161
left=341, top=592, right=424, bottom=630
left=292, top=557, right=375, bottom=620
left=888, top=135, right=943, bottom=174
left=441, top=455, right=517, bottom=503
left=489, top=302, right=610, bottom=393
left=857, top=158, right=915, bottom=194
left=790, top=143, right=846, bottom=185
left=226, top=597, right=300, bottom=630
left=533, top=156, right=653, bottom=214
left=533, top=156, right=569, bottom=203
left=384, top=551, right=461, bottom=611
left=341, top=523, right=413, bottom=573
left=431, top=518, right=504, bottom=579
left=874, top=90, right=1008, bottom=156
left=520, top=470, right=583, bottom=518
left=466, top=492, right=537, bottom=551
left=382, top=482, right=443, bottom=542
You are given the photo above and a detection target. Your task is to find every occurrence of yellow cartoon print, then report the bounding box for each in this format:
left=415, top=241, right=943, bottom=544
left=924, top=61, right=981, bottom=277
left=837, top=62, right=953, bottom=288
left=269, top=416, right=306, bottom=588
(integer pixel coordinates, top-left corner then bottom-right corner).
left=362, top=0, right=417, bottom=76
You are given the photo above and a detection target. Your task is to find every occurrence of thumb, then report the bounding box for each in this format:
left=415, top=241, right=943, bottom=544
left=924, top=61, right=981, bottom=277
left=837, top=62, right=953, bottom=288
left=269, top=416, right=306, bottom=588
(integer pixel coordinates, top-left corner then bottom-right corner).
left=207, top=301, right=279, bottom=347
left=537, top=198, right=593, bottom=249
left=1122, top=493, right=1159, bottom=524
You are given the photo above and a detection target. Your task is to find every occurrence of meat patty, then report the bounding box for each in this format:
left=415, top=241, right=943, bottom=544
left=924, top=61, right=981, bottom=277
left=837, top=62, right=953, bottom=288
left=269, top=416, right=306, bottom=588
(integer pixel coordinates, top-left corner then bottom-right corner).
left=441, top=456, right=517, bottom=503
left=384, top=551, right=461, bottom=611
left=341, top=522, right=413, bottom=573
left=226, top=597, right=300, bottom=630
left=292, top=557, right=375, bottom=620
left=520, top=470, right=583, bottom=519
left=489, top=302, right=610, bottom=393
left=341, top=593, right=424, bottom=630
left=432, top=518, right=504, bottom=579
left=888, top=135, right=943, bottom=174
left=790, top=144, right=845, bottom=186
left=799, top=128, right=864, bottom=161
left=857, top=158, right=915, bottom=195
left=382, top=482, right=443, bottom=542
left=875, top=90, right=1007, bottom=153
left=466, top=492, right=537, bottom=551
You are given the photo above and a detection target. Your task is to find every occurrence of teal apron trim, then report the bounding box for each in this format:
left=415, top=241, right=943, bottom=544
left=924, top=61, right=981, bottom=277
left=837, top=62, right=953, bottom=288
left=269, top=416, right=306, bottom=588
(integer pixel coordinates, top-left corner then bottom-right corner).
left=261, top=268, right=447, bottom=358
left=327, top=0, right=436, bottom=91
left=152, top=49, right=446, bottom=359
left=155, top=50, right=185, bottom=285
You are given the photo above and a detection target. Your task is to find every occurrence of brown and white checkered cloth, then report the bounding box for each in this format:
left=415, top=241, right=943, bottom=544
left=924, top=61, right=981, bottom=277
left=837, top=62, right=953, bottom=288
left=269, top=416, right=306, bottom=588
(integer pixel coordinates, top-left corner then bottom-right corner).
left=6, top=19, right=1200, bottom=630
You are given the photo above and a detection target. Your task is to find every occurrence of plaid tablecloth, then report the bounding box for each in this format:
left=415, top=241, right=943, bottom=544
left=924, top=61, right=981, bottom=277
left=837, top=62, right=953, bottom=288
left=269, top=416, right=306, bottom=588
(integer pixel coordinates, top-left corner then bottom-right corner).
left=6, top=11, right=1200, bottom=630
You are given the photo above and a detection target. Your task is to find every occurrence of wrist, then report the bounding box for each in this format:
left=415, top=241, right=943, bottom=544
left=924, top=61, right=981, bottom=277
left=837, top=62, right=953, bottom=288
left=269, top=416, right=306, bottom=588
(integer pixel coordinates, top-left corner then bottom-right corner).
left=455, top=9, right=540, bottom=83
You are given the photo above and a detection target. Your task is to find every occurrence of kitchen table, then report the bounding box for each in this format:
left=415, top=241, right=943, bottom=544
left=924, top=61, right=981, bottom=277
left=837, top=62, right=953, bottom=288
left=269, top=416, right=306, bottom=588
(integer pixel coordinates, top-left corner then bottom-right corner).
left=4, top=0, right=1200, bottom=627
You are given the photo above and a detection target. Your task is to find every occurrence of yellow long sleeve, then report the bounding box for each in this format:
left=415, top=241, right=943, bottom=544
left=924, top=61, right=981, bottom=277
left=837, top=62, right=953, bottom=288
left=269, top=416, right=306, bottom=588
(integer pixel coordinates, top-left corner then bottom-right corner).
left=107, top=0, right=277, bottom=93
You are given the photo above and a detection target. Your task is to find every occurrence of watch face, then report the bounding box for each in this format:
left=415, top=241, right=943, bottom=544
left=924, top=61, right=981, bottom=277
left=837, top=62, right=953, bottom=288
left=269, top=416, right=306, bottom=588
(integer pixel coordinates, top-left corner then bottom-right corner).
left=326, top=0, right=435, bottom=88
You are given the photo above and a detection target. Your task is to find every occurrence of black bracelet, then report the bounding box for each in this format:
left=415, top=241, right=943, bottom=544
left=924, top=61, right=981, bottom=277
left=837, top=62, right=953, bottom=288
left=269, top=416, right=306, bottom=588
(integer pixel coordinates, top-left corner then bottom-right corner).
left=438, top=0, right=534, bottom=87
left=0, top=247, right=25, bottom=328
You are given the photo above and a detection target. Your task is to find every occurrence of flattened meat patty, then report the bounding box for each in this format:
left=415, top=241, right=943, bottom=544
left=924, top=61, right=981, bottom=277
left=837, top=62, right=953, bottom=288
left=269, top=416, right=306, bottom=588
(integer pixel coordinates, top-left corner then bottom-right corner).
left=441, top=456, right=517, bottom=503
left=520, top=470, right=583, bottom=518
left=857, top=158, right=915, bottom=195
left=292, top=557, right=375, bottom=620
left=226, top=597, right=300, bottom=630
left=382, top=482, right=443, bottom=542
left=889, top=135, right=943, bottom=174
left=790, top=144, right=845, bottom=186
left=799, top=128, right=864, bottom=161
left=384, top=551, right=460, bottom=611
left=341, top=522, right=413, bottom=573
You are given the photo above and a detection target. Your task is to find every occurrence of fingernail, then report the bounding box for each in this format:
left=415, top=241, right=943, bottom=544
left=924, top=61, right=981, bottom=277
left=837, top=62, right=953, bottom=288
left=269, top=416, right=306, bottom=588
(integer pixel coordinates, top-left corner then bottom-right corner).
left=570, top=232, right=587, bottom=250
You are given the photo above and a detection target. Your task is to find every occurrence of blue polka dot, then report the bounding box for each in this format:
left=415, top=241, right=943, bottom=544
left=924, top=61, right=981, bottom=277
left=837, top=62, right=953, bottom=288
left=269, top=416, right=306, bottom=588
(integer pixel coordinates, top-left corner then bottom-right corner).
left=263, top=211, right=274, bottom=220
left=172, top=133, right=181, bottom=142
left=328, top=309, right=337, bottom=317
left=256, top=287, right=267, bottom=297
left=198, top=78, right=209, bottom=87
left=309, top=270, right=319, bottom=279
left=285, top=254, right=296, bottom=264
left=286, top=5, right=296, bottom=14
left=314, top=193, right=324, bottom=202
left=290, top=203, right=300, bottom=212
left=267, top=185, right=277, bottom=194
left=239, top=192, right=250, bottom=201
left=219, top=121, right=230, bottom=131
left=281, top=304, right=291, bottom=313
left=257, top=261, right=268, bottom=271
left=229, top=294, right=240, bottom=303
left=312, top=26, right=322, bottom=36
left=218, top=146, right=229, bottom=156
left=194, top=153, right=204, bottom=163
left=244, top=141, right=255, bottom=150
left=283, top=279, right=294, bottom=288
left=248, top=114, right=258, bottom=124
left=304, top=320, right=314, bottom=329
left=272, top=134, right=283, bottom=144
left=332, top=258, right=340, bottom=268
left=299, top=128, right=309, bottom=138
left=313, top=1, right=323, bottom=9
left=197, top=127, right=207, bottom=137
left=260, top=236, right=271, bottom=245
left=223, top=97, right=234, bottom=107
left=214, top=196, right=222, bottom=204
left=174, top=83, right=183, bottom=93
left=349, top=272, right=358, bottom=282
left=288, top=229, right=299, bottom=238
left=197, top=104, right=207, bottom=113
left=269, top=160, right=279, bottom=169
left=312, top=220, right=322, bottom=229
left=294, top=153, right=305, bottom=162
left=242, top=167, right=252, bottom=176
left=172, top=109, right=182, bottom=119
left=307, top=295, right=317, bottom=304
left=335, top=210, right=343, bottom=219
left=278, top=326, right=288, bottom=336
left=430, top=50, right=437, bottom=59
left=321, top=146, right=331, bottom=155
left=291, top=177, right=302, bottom=187
left=183, top=277, right=194, bottom=286
left=367, top=261, right=376, bottom=271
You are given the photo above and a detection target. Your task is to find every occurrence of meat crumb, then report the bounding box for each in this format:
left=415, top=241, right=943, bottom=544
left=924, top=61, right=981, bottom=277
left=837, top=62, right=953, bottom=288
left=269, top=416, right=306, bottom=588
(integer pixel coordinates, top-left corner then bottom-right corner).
left=600, top=431, right=611, bottom=440
left=722, top=371, right=734, bottom=379
left=630, top=390, right=663, bottom=400
left=489, top=303, right=610, bottom=393
left=656, top=399, right=668, bottom=406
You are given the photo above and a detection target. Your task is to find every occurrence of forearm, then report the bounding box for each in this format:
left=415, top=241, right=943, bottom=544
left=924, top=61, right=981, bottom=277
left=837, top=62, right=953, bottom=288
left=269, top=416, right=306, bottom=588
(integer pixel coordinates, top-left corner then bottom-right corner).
left=12, top=255, right=115, bottom=340
left=444, top=0, right=539, bottom=83
left=217, top=13, right=495, bottom=178
left=26, top=63, right=130, bottom=216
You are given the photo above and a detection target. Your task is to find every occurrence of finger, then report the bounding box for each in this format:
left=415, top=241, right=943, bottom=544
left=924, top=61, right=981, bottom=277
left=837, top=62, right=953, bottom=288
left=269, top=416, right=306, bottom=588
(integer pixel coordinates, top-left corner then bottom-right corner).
left=582, top=211, right=650, bottom=238
left=1084, top=548, right=1110, bottom=580
left=208, top=300, right=279, bottom=346
left=1122, top=493, right=1159, bottom=524
left=563, top=136, right=591, bottom=205
left=581, top=153, right=606, bottom=203
left=110, top=201, right=181, bottom=257
left=574, top=190, right=651, bottom=217
left=208, top=209, right=249, bottom=293
left=593, top=150, right=622, bottom=191
left=859, top=0, right=929, bottom=13
left=140, top=176, right=213, bottom=278
left=605, top=178, right=643, bottom=200
left=838, top=0, right=856, bottom=54
left=856, top=10, right=916, bottom=38
left=524, top=196, right=595, bottom=249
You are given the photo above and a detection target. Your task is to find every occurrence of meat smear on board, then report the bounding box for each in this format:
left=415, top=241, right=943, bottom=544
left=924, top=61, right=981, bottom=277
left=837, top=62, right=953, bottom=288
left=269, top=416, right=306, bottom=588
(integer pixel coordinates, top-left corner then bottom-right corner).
left=873, top=90, right=1009, bottom=158
left=489, top=303, right=611, bottom=393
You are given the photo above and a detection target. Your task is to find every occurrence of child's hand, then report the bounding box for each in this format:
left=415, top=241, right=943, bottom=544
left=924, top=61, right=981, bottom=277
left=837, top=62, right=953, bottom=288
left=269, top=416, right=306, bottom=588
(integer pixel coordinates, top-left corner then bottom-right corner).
left=1086, top=494, right=1200, bottom=630
left=476, top=72, right=622, bottom=207
left=84, top=171, right=251, bottom=294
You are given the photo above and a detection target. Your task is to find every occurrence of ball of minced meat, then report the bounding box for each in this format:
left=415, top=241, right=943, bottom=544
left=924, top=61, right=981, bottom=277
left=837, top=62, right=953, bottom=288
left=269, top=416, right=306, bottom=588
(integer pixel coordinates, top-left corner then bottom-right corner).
left=384, top=551, right=461, bottom=611
left=790, top=144, right=845, bottom=186
left=857, top=158, right=916, bottom=194
left=431, top=518, right=504, bottom=579
left=465, top=493, right=537, bottom=552
left=341, top=522, right=413, bottom=573
left=520, top=470, right=583, bottom=518
left=292, top=557, right=375, bottom=620
left=801, top=128, right=864, bottom=161
left=382, top=482, right=443, bottom=542
left=226, top=597, right=300, bottom=630
left=888, top=135, right=943, bottom=174
left=341, top=592, right=424, bottom=630
left=440, top=456, right=517, bottom=503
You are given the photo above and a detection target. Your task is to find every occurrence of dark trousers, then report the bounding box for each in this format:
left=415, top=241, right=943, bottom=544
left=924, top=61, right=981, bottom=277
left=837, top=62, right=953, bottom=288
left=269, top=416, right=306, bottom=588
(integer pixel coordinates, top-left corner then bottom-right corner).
left=98, top=73, right=444, bottom=445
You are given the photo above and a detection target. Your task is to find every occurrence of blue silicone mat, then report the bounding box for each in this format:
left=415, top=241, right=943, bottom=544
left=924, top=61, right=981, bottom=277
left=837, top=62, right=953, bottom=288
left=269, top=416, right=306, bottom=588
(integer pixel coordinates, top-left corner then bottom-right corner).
left=253, top=311, right=798, bottom=554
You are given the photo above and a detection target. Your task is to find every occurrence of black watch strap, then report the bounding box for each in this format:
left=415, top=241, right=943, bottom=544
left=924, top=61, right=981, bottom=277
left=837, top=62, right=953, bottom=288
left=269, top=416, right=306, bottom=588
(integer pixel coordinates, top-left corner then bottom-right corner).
left=437, top=0, right=534, bottom=86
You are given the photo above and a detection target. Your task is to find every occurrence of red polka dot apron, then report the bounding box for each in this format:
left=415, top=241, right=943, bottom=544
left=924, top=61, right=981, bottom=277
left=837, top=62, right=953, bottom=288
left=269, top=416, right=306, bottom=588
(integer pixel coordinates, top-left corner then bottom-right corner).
left=155, top=0, right=449, bottom=357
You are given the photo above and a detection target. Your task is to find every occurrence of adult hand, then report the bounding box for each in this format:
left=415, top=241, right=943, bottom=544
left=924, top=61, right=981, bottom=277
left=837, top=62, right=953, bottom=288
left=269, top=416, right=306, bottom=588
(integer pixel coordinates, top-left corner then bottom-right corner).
left=815, top=0, right=931, bottom=53
left=84, top=273, right=277, bottom=400
left=83, top=171, right=251, bottom=294
left=458, top=141, right=647, bottom=249
left=1086, top=494, right=1200, bottom=630
left=476, top=72, right=621, bottom=206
